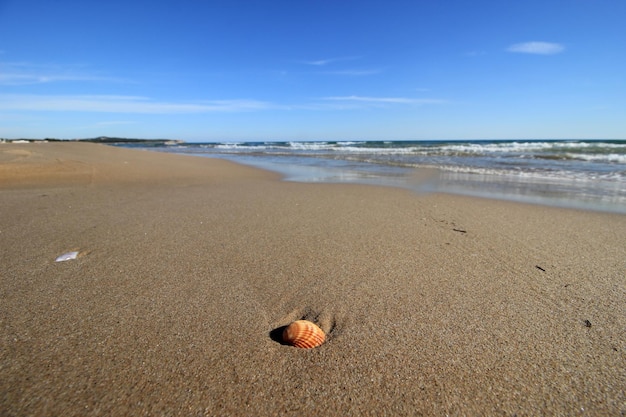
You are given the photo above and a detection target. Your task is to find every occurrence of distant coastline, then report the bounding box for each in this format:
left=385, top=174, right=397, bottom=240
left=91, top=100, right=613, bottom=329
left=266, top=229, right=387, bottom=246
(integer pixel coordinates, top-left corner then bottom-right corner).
left=0, top=136, right=183, bottom=145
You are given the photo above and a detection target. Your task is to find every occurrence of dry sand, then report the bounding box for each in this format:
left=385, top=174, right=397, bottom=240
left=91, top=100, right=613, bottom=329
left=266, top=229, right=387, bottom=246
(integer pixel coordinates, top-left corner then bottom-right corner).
left=1, top=142, right=625, bottom=416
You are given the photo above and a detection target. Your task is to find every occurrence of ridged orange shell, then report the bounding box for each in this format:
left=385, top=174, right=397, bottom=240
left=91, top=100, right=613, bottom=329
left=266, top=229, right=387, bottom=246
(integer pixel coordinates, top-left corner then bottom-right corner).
left=283, top=320, right=325, bottom=348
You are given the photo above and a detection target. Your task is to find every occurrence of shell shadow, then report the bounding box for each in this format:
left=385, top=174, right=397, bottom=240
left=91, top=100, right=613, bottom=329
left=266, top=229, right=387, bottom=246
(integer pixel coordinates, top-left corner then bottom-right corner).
left=269, top=325, right=290, bottom=345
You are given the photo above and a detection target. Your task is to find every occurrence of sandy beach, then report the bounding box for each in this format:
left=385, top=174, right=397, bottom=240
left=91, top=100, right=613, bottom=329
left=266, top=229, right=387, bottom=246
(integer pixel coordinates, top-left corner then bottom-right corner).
left=1, top=142, right=625, bottom=416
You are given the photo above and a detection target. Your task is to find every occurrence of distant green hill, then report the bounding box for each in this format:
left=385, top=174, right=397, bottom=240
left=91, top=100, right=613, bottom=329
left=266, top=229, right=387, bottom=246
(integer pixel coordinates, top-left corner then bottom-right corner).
left=2, top=137, right=184, bottom=144
left=81, top=137, right=184, bottom=144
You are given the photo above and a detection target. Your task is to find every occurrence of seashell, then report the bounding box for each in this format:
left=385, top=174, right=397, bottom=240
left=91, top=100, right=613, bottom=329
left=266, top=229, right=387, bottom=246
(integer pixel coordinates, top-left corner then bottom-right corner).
left=282, top=320, right=325, bottom=349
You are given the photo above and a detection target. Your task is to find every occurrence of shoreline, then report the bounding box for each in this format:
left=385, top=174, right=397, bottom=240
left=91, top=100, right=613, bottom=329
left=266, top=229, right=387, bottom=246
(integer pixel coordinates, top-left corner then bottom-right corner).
left=138, top=146, right=626, bottom=215
left=2, top=142, right=625, bottom=415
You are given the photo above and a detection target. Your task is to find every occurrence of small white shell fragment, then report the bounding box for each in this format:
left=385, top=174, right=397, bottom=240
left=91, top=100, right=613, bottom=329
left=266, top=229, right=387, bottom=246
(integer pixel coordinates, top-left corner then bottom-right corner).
left=55, top=251, right=79, bottom=262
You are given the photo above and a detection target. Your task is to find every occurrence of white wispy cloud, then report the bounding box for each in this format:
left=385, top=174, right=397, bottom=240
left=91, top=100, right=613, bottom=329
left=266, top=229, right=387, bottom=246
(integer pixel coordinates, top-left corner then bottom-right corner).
left=322, top=95, right=445, bottom=105
left=304, top=59, right=334, bottom=66
left=0, top=62, right=128, bottom=85
left=0, top=73, right=122, bottom=85
left=95, top=120, right=137, bottom=126
left=298, top=57, right=380, bottom=76
left=302, top=56, right=360, bottom=66
left=506, top=41, right=565, bottom=55
left=0, top=94, right=274, bottom=113
left=303, top=95, right=446, bottom=111
left=320, top=69, right=382, bottom=76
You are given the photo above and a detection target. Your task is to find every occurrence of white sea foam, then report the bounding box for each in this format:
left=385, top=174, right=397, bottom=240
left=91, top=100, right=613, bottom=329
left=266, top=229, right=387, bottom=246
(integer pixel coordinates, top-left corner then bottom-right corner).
left=439, top=141, right=626, bottom=155
left=567, top=153, right=626, bottom=164
left=287, top=141, right=332, bottom=150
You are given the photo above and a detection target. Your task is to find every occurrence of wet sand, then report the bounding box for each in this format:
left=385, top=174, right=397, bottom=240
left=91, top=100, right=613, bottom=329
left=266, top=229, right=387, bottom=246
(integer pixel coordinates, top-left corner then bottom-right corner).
left=1, top=142, right=625, bottom=416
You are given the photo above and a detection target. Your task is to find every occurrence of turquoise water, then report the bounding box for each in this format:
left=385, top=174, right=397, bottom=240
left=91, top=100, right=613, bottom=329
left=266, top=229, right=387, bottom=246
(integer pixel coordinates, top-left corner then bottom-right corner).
left=122, top=140, right=626, bottom=214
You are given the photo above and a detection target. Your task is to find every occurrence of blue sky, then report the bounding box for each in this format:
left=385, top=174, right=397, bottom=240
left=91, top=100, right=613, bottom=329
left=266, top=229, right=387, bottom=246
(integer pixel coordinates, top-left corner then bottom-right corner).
left=1, top=0, right=625, bottom=141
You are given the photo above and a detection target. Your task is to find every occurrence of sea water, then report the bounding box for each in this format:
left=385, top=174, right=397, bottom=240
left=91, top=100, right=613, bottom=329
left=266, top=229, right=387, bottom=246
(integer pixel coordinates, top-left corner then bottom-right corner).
left=122, top=140, right=626, bottom=214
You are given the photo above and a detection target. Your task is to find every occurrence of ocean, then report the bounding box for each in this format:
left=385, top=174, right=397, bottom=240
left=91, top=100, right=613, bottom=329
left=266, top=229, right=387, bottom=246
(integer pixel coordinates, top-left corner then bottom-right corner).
left=121, top=140, right=626, bottom=214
